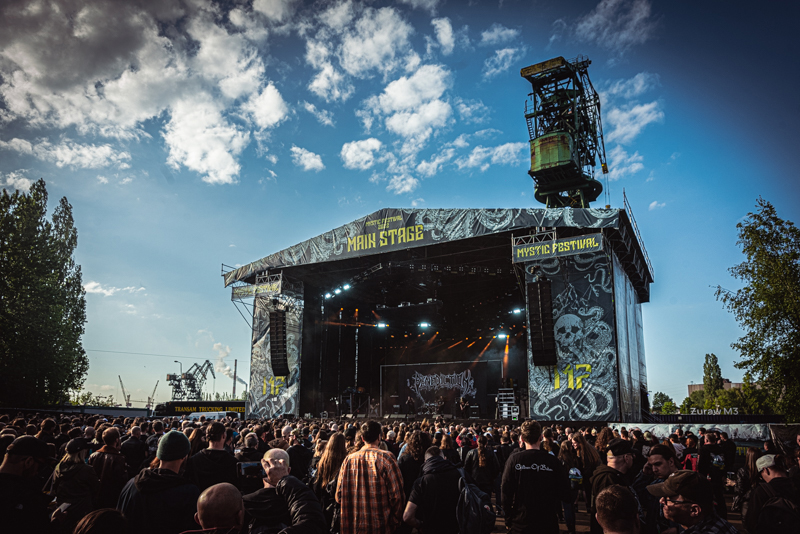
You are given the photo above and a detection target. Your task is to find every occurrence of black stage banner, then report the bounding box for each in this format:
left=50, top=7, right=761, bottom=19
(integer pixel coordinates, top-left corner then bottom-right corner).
left=512, top=233, right=603, bottom=263
left=225, top=208, right=620, bottom=286
left=384, top=361, right=488, bottom=416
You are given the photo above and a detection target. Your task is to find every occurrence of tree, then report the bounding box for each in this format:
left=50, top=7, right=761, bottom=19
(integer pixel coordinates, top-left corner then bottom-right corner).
left=715, top=198, right=800, bottom=421
left=0, top=180, right=88, bottom=407
left=702, top=353, right=724, bottom=405
left=679, top=389, right=705, bottom=414
left=651, top=392, right=673, bottom=414
left=661, top=400, right=677, bottom=415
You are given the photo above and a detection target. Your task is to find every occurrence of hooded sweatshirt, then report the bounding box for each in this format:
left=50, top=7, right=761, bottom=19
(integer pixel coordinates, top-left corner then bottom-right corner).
left=589, top=464, right=628, bottom=514
left=408, top=455, right=462, bottom=534
left=53, top=460, right=100, bottom=520
left=117, top=468, right=200, bottom=534
left=183, top=448, right=238, bottom=492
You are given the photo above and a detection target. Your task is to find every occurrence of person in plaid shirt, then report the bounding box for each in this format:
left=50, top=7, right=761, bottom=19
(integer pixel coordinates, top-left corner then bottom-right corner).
left=336, top=420, right=405, bottom=534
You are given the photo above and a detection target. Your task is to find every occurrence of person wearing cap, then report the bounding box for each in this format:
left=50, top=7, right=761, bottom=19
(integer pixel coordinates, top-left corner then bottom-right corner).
left=0, top=435, right=55, bottom=532
left=589, top=438, right=635, bottom=534
left=647, top=470, right=737, bottom=534
left=117, top=430, right=201, bottom=534
left=52, top=438, right=101, bottom=529
left=501, top=420, right=571, bottom=534
left=183, top=422, right=238, bottom=492
left=745, top=454, right=800, bottom=534
left=639, top=444, right=682, bottom=534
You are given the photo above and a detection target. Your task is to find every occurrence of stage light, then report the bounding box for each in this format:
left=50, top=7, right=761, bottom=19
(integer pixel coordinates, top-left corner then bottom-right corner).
left=513, top=309, right=522, bottom=314
left=498, top=333, right=507, bottom=339
left=377, top=323, right=387, bottom=328
left=343, top=284, right=351, bottom=290
left=334, top=288, right=342, bottom=294
left=324, top=293, right=332, bottom=299
left=419, top=322, right=429, bottom=328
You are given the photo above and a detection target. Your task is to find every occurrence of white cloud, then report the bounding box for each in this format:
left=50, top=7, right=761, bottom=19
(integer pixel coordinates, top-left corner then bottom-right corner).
left=0, top=170, right=33, bottom=191
left=341, top=138, right=383, bottom=170
left=604, top=72, right=660, bottom=100
left=291, top=146, right=325, bottom=171
left=480, top=23, right=520, bottom=46
left=397, top=0, right=440, bottom=13
left=431, top=18, right=455, bottom=55
left=242, top=83, right=289, bottom=130
left=411, top=198, right=424, bottom=207
left=253, top=0, right=296, bottom=23
left=483, top=47, right=526, bottom=79
left=576, top=0, right=656, bottom=54
left=455, top=98, right=489, bottom=123
left=648, top=200, right=665, bottom=211
left=416, top=148, right=455, bottom=177
left=319, top=0, right=355, bottom=31
left=119, top=177, right=133, bottom=185
left=607, top=145, right=644, bottom=180
left=457, top=142, right=527, bottom=171
left=163, top=95, right=250, bottom=185
left=0, top=138, right=131, bottom=169
left=339, top=7, right=414, bottom=77
left=84, top=281, right=145, bottom=297
left=97, top=175, right=109, bottom=184
left=302, top=101, right=335, bottom=126
left=548, top=19, right=567, bottom=49
left=386, top=174, right=419, bottom=194
left=605, top=101, right=663, bottom=144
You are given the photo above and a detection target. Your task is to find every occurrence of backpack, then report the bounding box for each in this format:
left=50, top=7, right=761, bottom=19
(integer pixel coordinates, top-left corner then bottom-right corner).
left=684, top=453, right=699, bottom=471
left=456, top=468, right=496, bottom=534
left=755, top=483, right=800, bottom=534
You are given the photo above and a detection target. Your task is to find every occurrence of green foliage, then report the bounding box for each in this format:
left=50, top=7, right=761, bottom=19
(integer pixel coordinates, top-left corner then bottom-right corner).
left=69, top=391, right=117, bottom=407
left=0, top=180, right=88, bottom=407
left=715, top=198, right=800, bottom=421
left=679, top=389, right=706, bottom=414
left=661, top=400, right=677, bottom=415
left=651, top=391, right=673, bottom=413
left=703, top=353, right=724, bottom=400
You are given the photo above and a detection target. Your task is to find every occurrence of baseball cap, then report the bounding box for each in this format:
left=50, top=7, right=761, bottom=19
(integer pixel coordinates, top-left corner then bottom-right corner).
left=605, top=438, right=633, bottom=457
left=756, top=454, right=776, bottom=472
left=646, top=470, right=713, bottom=506
left=6, top=436, right=50, bottom=459
left=66, top=438, right=90, bottom=455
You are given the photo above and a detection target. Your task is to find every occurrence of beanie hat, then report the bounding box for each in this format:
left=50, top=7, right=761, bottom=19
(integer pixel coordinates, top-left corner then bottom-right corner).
left=157, top=430, right=191, bottom=461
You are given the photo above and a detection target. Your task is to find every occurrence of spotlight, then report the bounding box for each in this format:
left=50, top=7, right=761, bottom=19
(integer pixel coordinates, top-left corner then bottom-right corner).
left=513, top=309, right=522, bottom=314
left=334, top=288, right=342, bottom=294
left=498, top=333, right=507, bottom=339
left=377, top=323, right=387, bottom=328
left=343, top=284, right=351, bottom=290
left=324, top=293, right=332, bottom=299
left=419, top=322, right=429, bottom=328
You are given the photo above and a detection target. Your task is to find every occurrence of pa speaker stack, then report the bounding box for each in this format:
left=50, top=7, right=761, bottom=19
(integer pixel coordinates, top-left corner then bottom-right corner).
left=269, top=310, right=290, bottom=376
left=526, top=280, right=558, bottom=366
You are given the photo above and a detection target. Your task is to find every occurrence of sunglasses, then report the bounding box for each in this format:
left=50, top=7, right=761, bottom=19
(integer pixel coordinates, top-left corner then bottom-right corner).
left=663, top=497, right=694, bottom=505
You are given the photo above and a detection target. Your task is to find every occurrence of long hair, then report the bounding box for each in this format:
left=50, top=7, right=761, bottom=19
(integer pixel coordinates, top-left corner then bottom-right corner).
left=440, top=434, right=455, bottom=450
left=572, top=432, right=600, bottom=471
left=558, top=439, right=578, bottom=470
left=317, top=433, right=347, bottom=488
left=595, top=428, right=613, bottom=453
left=188, top=427, right=205, bottom=456
left=745, top=447, right=762, bottom=487
left=405, top=430, right=430, bottom=462
left=477, top=435, right=490, bottom=468
left=58, top=448, right=87, bottom=466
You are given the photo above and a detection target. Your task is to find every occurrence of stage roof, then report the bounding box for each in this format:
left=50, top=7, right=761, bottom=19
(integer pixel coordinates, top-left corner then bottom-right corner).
left=223, top=207, right=654, bottom=302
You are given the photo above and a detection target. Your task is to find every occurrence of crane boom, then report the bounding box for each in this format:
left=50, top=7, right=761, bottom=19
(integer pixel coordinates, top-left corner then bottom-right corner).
left=146, top=381, right=159, bottom=410
left=118, top=375, right=131, bottom=408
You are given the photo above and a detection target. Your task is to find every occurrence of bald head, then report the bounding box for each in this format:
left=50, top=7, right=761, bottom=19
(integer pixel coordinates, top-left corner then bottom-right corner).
left=195, top=483, right=243, bottom=529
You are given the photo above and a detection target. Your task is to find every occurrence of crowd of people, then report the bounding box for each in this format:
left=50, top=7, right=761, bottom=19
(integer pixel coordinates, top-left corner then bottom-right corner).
left=1, top=411, right=799, bottom=534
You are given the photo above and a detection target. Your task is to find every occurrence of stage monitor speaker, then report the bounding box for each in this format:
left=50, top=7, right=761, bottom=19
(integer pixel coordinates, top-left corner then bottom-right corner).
left=269, top=310, right=290, bottom=376
left=527, top=280, right=558, bottom=366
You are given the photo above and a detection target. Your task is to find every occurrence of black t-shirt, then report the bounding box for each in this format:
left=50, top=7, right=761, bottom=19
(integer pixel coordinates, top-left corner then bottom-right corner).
left=409, top=459, right=461, bottom=534
left=501, top=448, right=571, bottom=534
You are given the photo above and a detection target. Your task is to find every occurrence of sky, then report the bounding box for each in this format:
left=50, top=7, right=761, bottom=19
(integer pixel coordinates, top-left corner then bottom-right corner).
left=1, top=0, right=799, bottom=410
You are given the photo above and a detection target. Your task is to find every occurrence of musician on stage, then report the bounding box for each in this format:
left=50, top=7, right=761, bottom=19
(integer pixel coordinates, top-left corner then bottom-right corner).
left=458, top=397, right=470, bottom=419
left=405, top=395, right=416, bottom=415
left=436, top=396, right=445, bottom=415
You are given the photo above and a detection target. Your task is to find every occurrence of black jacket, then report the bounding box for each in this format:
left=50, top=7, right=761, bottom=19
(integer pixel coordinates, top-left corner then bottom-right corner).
left=184, top=448, right=238, bottom=491
left=242, top=475, right=326, bottom=534
left=501, top=448, right=571, bottom=534
left=409, top=455, right=461, bottom=534
left=398, top=453, right=425, bottom=499
left=120, top=436, right=147, bottom=478
left=589, top=465, right=628, bottom=514
left=287, top=444, right=313, bottom=482
left=746, top=477, right=800, bottom=534
left=117, top=468, right=200, bottom=534
left=463, top=447, right=500, bottom=490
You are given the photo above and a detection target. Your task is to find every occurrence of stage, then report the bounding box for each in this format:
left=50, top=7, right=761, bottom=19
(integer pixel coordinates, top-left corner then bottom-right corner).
left=223, top=207, right=653, bottom=422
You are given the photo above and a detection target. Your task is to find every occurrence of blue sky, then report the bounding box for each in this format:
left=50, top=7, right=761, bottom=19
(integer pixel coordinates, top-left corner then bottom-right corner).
left=1, top=0, right=798, bottom=409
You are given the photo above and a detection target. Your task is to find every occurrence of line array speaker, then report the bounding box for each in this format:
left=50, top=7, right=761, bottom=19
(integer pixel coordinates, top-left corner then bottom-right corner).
left=269, top=310, right=290, bottom=376
left=526, top=280, right=558, bottom=366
